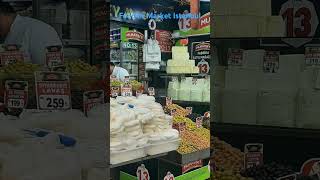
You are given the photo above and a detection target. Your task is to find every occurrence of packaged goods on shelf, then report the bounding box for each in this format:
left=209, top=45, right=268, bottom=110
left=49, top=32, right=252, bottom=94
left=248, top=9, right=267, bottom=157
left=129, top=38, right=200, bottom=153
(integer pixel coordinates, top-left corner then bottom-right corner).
left=225, top=69, right=262, bottom=90
left=166, top=46, right=199, bottom=74
left=297, top=90, right=320, bottom=129
left=279, top=54, right=305, bottom=73
left=242, top=49, right=265, bottom=70
left=257, top=90, right=296, bottom=127
left=213, top=66, right=226, bottom=88
left=260, top=72, right=299, bottom=92
left=222, top=89, right=257, bottom=125
left=299, top=67, right=320, bottom=90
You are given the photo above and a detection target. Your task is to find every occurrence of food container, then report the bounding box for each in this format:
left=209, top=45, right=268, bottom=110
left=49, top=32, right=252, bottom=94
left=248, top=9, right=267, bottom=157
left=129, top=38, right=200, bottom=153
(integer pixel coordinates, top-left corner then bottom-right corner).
left=110, top=146, right=146, bottom=165
left=145, top=139, right=180, bottom=156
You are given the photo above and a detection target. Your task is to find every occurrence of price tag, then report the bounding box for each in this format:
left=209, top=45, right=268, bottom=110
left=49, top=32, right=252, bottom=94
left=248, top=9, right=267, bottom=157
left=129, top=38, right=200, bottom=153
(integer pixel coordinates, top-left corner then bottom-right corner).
left=4, top=81, right=28, bottom=109
left=197, top=59, right=210, bottom=74
left=277, top=173, right=298, bottom=180
left=244, top=143, right=264, bottom=169
left=111, top=87, right=120, bottom=97
left=263, top=51, right=280, bottom=73
left=172, top=76, right=178, bottom=82
left=186, top=107, right=192, bottom=115
left=196, top=116, right=203, bottom=128
left=136, top=164, right=150, bottom=180
left=163, top=172, right=175, bottom=180
left=170, top=109, right=176, bottom=116
left=192, top=77, right=198, bottom=85
left=0, top=44, right=24, bottom=66
left=121, top=83, right=132, bottom=97
left=136, top=90, right=143, bottom=97
left=305, top=47, right=320, bottom=66
left=46, top=46, right=64, bottom=68
left=148, top=87, right=155, bottom=96
left=204, top=111, right=210, bottom=118
left=166, top=97, right=173, bottom=106
left=110, top=75, right=117, bottom=82
left=227, top=48, right=244, bottom=66
left=301, top=158, right=320, bottom=178
left=178, top=122, right=186, bottom=133
left=35, top=72, right=71, bottom=110
left=83, top=90, right=104, bottom=116
left=124, top=76, right=130, bottom=83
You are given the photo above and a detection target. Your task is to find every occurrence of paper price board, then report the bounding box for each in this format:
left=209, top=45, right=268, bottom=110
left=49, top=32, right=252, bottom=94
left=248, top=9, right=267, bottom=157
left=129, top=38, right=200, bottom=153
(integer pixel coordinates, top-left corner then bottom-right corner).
left=244, top=143, right=264, bottom=169
left=186, top=107, right=192, bottom=115
left=301, top=158, right=320, bottom=178
left=228, top=48, right=244, bottom=66
left=46, top=46, right=63, bottom=68
left=263, top=51, right=280, bottom=73
left=124, top=76, right=130, bottom=83
left=136, top=90, right=143, bottom=97
left=35, top=72, right=71, bottom=110
left=166, top=97, right=173, bottom=106
left=305, top=47, right=320, bottom=66
left=111, top=87, right=120, bottom=97
left=196, top=117, right=203, bottom=128
left=170, top=109, right=176, bottom=116
left=172, top=122, right=186, bottom=134
left=4, top=81, right=28, bottom=109
left=136, top=164, right=150, bottom=180
left=277, top=173, right=298, bottom=180
left=163, top=172, right=175, bottom=180
left=121, top=84, right=132, bottom=97
left=83, top=90, right=104, bottom=116
left=148, top=87, right=155, bottom=96
left=0, top=44, right=24, bottom=66
left=197, top=59, right=210, bottom=75
left=110, top=75, right=117, bottom=82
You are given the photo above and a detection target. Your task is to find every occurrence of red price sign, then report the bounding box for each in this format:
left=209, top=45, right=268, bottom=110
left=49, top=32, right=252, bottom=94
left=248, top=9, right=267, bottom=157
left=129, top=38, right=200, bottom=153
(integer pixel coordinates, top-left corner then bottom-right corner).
left=228, top=48, right=244, bottom=66
left=121, top=84, right=132, bottom=97
left=163, top=172, right=175, bottom=180
left=0, top=44, right=24, bottom=66
left=196, top=117, right=203, bottom=128
left=186, top=107, right=192, bottom=115
left=83, top=90, right=104, bottom=116
left=136, top=164, right=150, bottom=180
left=4, top=81, right=28, bottom=109
left=166, top=97, right=173, bottom=106
left=305, top=47, right=320, bottom=66
left=197, top=59, right=209, bottom=74
left=46, top=46, right=64, bottom=68
left=244, top=144, right=264, bottom=169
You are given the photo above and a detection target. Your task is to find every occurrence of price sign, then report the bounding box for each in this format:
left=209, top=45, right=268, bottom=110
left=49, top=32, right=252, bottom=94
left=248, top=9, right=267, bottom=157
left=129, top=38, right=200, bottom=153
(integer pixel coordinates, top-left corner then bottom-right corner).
left=136, top=164, right=150, bottom=180
left=204, top=111, right=210, bottom=118
left=121, top=84, right=132, bottom=97
left=172, top=76, right=178, bottom=82
left=186, top=107, right=192, bottom=115
left=244, top=143, right=264, bottom=169
left=46, top=46, right=64, bottom=68
left=163, top=172, right=175, bottom=180
left=228, top=48, right=244, bottom=66
left=166, top=97, right=173, bottom=106
left=192, top=77, right=198, bottom=85
left=305, top=47, right=320, bottom=66
left=196, top=117, right=203, bottom=128
left=301, top=158, right=320, bottom=178
left=35, top=72, right=71, bottom=110
left=148, top=87, right=155, bottom=96
left=124, top=76, right=130, bottom=83
left=136, top=90, right=143, bottom=97
left=263, top=51, right=280, bottom=73
left=170, top=109, right=176, bottom=116
left=277, top=173, right=298, bottom=180
left=4, top=81, right=28, bottom=109
left=0, top=44, right=24, bottom=66
left=178, top=122, right=186, bottom=133
left=83, top=90, right=104, bottom=116
left=110, top=75, right=117, bottom=82
left=197, top=59, right=210, bottom=74
left=111, top=87, right=120, bottom=97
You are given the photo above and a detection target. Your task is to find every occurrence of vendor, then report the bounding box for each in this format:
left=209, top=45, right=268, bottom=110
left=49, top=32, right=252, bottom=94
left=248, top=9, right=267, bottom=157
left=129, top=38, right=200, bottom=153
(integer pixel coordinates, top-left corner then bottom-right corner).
left=109, top=62, right=129, bottom=82
left=0, top=1, right=62, bottom=65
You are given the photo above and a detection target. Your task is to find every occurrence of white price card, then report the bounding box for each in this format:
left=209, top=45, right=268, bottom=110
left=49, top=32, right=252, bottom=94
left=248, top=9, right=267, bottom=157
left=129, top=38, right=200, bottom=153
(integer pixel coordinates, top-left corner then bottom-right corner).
left=136, top=164, right=150, bottom=180
left=196, top=117, right=203, bottom=128
left=166, top=97, right=172, bottom=106
left=0, top=44, right=24, bottom=66
left=163, top=172, right=175, bottom=180
left=263, top=51, right=280, bottom=73
left=83, top=90, right=104, bottom=116
left=4, top=81, right=28, bottom=109
left=197, top=59, right=210, bottom=74
left=35, top=72, right=71, bottom=110
left=46, top=46, right=64, bottom=68
left=227, top=48, right=244, bottom=66
left=148, top=87, right=155, bottom=96
left=121, top=84, right=132, bottom=97
left=186, top=107, right=192, bottom=115
left=305, top=47, right=320, bottom=66
left=244, top=143, right=264, bottom=169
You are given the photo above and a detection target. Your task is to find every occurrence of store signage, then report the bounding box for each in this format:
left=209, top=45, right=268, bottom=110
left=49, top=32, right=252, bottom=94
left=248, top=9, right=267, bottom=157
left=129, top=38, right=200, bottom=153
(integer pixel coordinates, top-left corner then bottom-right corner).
left=122, top=42, right=138, bottom=49
left=196, top=116, right=203, bottom=128
left=4, top=81, right=28, bottom=110
left=277, top=173, right=298, bottom=180
left=305, top=47, right=320, bottom=66
left=46, top=46, right=64, bottom=69
left=192, top=41, right=210, bottom=61
left=163, top=172, right=175, bottom=180
left=111, top=87, right=120, bottom=97
left=186, top=107, right=192, bottom=115
left=199, top=12, right=210, bottom=29
left=126, top=31, right=144, bottom=42
left=166, top=97, right=173, bottom=106
left=121, top=83, right=132, bottom=96
left=0, top=44, right=24, bottom=66
left=155, top=30, right=173, bottom=52
left=35, top=72, right=71, bottom=111
left=263, top=51, right=280, bottom=73
left=244, top=143, right=264, bottom=169
left=197, top=59, right=210, bottom=74
left=136, top=90, right=143, bottom=97
left=136, top=164, right=150, bottom=180
left=148, top=87, right=155, bottom=96
left=301, top=158, right=320, bottom=177
left=228, top=48, right=244, bottom=66
left=83, top=90, right=104, bottom=116
left=124, top=76, right=130, bottom=83
left=182, top=160, right=203, bottom=174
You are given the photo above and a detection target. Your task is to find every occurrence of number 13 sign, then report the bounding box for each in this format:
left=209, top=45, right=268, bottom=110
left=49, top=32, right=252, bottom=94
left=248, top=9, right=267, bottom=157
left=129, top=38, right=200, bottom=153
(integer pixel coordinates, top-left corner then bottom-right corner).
left=164, top=172, right=175, bottom=180
left=136, top=164, right=150, bottom=180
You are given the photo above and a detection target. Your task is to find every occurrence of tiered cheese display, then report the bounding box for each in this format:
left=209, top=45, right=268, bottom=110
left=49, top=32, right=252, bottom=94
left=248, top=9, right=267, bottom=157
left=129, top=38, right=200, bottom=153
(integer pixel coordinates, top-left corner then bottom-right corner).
left=167, top=77, right=210, bottom=102
left=110, top=95, right=180, bottom=164
left=213, top=0, right=285, bottom=37
left=166, top=46, right=199, bottom=74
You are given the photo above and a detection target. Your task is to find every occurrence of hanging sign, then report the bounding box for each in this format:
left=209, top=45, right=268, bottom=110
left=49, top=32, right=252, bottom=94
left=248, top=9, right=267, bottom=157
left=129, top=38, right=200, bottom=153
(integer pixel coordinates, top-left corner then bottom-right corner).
left=263, top=51, right=280, bottom=73
left=46, top=46, right=64, bottom=68
left=83, top=90, right=104, bottom=116
left=244, top=143, right=264, bottom=169
left=155, top=30, right=173, bottom=52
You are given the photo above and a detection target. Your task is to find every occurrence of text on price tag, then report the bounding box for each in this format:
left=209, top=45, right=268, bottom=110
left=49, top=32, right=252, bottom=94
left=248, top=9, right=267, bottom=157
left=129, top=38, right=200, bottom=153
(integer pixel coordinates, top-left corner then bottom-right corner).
left=4, top=81, right=28, bottom=109
left=164, top=172, right=175, bottom=180
left=35, top=72, right=71, bottom=110
left=196, top=117, right=203, bottom=128
left=136, top=90, right=143, bottom=97
left=197, top=59, right=210, bottom=74
left=263, top=51, right=280, bottom=73
left=186, top=107, right=192, bottom=115
left=228, top=48, right=244, bottom=66
left=46, top=46, right=64, bottom=68
left=305, top=47, right=320, bottom=66
left=0, top=44, right=24, bottom=66
left=244, top=143, right=264, bottom=169
left=136, top=164, right=150, bottom=180
left=121, top=83, right=132, bottom=97
left=83, top=90, right=104, bottom=116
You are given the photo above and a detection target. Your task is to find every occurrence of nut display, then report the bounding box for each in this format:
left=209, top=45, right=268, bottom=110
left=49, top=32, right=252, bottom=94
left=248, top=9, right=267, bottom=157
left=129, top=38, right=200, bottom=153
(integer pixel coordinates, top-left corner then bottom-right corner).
left=0, top=62, right=40, bottom=74
left=65, top=59, right=98, bottom=73
left=164, top=104, right=189, bottom=117
left=211, top=170, right=254, bottom=180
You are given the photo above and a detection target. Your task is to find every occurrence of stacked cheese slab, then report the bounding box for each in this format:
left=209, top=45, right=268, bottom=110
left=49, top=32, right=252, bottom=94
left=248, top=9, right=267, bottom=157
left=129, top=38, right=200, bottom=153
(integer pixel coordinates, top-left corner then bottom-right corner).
left=213, top=0, right=285, bottom=37
left=166, top=46, right=199, bottom=74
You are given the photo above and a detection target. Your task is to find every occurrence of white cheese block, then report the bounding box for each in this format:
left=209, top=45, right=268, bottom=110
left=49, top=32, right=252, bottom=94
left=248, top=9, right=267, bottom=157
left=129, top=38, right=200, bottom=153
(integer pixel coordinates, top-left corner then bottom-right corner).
left=279, top=54, right=304, bottom=73
left=172, top=46, right=188, bottom=53
left=172, top=53, right=189, bottom=60
left=260, top=72, right=299, bottom=92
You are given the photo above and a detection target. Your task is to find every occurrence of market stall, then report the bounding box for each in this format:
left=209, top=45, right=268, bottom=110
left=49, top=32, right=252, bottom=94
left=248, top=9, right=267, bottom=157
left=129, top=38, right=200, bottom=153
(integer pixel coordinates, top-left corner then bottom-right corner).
left=212, top=0, right=320, bottom=179
left=109, top=0, right=211, bottom=179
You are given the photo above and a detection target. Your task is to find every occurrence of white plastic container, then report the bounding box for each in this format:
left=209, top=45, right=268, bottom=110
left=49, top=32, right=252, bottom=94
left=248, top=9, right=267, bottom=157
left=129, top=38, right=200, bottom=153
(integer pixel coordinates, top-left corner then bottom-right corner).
left=110, top=147, right=146, bottom=165
left=145, top=139, right=180, bottom=156
left=296, top=90, right=320, bottom=129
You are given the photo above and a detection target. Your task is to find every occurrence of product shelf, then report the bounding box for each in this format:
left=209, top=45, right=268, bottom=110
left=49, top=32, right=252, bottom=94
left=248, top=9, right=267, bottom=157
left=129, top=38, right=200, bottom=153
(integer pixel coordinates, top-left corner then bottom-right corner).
left=110, top=153, right=168, bottom=169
